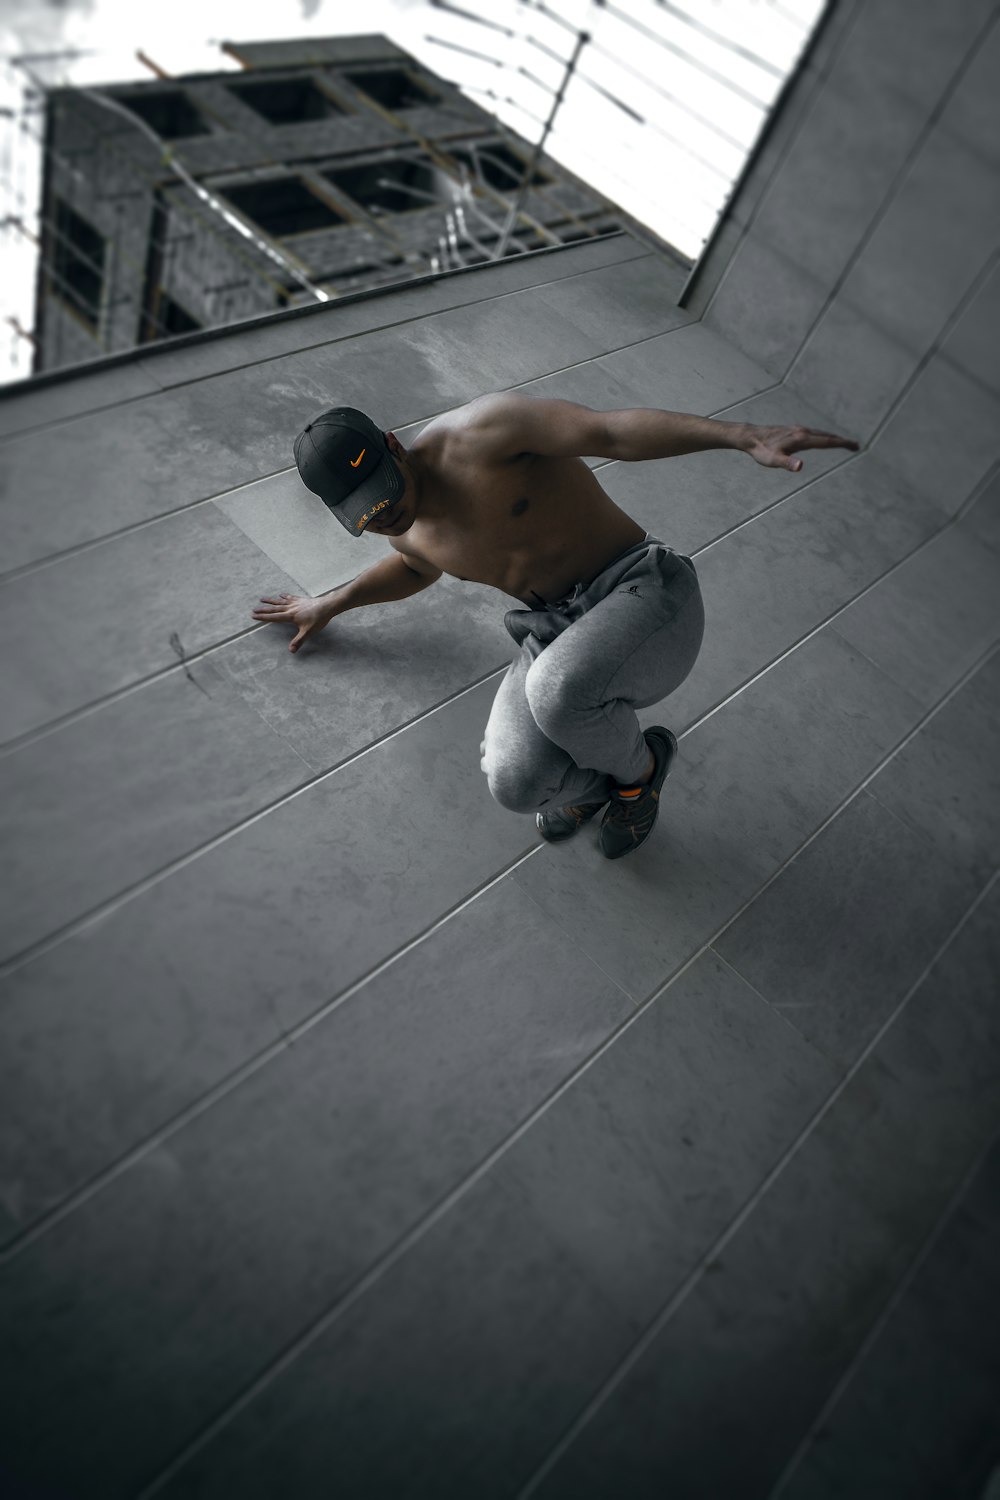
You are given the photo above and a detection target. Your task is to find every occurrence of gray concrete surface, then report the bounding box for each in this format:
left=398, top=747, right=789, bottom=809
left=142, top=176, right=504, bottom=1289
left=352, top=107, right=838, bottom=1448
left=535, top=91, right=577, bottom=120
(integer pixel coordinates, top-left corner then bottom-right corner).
left=1, top=5, right=998, bottom=1494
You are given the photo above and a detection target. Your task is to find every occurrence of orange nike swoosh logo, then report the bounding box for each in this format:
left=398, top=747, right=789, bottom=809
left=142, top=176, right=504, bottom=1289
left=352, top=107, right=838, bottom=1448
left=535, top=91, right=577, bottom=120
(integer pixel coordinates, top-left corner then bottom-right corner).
left=350, top=448, right=366, bottom=468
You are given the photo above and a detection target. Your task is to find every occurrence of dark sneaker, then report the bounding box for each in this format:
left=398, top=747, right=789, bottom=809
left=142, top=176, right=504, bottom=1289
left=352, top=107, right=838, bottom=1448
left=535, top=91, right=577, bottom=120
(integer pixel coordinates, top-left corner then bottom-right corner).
left=536, top=799, right=608, bottom=843
left=599, top=727, right=677, bottom=860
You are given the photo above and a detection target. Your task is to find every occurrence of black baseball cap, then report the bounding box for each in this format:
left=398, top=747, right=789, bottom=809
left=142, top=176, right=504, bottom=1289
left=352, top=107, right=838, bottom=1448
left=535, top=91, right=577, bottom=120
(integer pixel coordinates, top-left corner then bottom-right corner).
left=293, top=407, right=405, bottom=535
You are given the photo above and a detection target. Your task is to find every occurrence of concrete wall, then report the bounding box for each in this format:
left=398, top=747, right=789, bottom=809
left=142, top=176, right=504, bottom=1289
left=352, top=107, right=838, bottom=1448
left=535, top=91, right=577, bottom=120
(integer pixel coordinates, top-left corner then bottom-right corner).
left=3, top=219, right=999, bottom=1494
left=3, top=24, right=1000, bottom=1473
left=688, top=0, right=999, bottom=519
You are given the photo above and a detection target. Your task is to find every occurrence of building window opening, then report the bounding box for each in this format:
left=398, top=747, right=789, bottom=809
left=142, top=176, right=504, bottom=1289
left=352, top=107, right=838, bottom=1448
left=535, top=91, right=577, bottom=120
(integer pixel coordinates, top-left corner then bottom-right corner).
left=455, top=223, right=548, bottom=260
left=156, top=293, right=201, bottom=336
left=554, top=225, right=601, bottom=243
left=227, top=77, right=345, bottom=125
left=120, top=89, right=210, bottom=140
left=223, top=177, right=344, bottom=236
left=501, top=227, right=547, bottom=255
left=325, top=158, right=452, bottom=216
left=472, top=223, right=547, bottom=251
left=445, top=145, right=547, bottom=193
left=346, top=69, right=438, bottom=111
left=474, top=144, right=548, bottom=191
left=49, top=198, right=105, bottom=330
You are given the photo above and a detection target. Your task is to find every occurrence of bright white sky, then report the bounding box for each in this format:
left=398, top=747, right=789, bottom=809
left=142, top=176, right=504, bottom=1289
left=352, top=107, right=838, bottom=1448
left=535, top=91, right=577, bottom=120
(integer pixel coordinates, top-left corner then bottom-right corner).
left=0, top=0, right=823, bottom=382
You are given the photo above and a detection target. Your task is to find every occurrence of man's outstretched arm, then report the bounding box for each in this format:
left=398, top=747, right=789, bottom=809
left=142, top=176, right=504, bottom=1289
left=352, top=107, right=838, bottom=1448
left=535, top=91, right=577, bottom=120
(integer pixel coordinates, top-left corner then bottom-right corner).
left=470, top=392, right=859, bottom=473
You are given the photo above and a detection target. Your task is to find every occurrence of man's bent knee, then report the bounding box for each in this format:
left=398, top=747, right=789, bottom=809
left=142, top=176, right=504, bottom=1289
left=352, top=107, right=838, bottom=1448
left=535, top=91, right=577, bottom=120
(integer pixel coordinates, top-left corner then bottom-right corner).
left=485, top=767, right=544, bottom=813
left=523, top=658, right=588, bottom=740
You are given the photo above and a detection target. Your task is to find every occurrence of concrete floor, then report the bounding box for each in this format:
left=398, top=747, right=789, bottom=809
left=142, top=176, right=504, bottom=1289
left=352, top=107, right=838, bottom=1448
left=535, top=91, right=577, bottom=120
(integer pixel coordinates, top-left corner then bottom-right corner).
left=0, top=143, right=998, bottom=1500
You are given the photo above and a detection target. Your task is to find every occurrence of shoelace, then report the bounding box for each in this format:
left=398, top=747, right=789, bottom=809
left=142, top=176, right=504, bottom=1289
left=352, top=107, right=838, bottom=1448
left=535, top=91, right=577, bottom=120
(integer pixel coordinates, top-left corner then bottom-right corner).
left=604, top=784, right=655, bottom=825
left=547, top=802, right=601, bottom=829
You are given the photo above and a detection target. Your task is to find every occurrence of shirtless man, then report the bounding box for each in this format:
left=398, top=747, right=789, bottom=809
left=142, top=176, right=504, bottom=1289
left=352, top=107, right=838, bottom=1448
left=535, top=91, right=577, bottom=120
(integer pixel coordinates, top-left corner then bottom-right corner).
left=253, top=394, right=857, bottom=859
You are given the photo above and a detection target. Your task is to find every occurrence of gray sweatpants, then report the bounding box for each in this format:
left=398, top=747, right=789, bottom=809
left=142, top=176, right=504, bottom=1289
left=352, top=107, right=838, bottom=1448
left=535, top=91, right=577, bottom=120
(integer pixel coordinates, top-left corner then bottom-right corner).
left=481, top=534, right=705, bottom=814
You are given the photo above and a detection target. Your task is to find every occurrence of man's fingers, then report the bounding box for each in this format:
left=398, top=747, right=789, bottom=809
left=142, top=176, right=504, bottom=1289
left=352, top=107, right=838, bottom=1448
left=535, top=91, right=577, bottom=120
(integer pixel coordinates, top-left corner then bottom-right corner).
left=752, top=425, right=858, bottom=472
left=799, top=429, right=859, bottom=450
left=761, top=445, right=802, bottom=471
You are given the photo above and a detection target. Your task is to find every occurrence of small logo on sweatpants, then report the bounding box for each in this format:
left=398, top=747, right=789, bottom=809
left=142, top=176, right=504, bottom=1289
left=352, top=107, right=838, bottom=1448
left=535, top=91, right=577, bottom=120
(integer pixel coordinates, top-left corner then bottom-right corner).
left=621, top=585, right=642, bottom=596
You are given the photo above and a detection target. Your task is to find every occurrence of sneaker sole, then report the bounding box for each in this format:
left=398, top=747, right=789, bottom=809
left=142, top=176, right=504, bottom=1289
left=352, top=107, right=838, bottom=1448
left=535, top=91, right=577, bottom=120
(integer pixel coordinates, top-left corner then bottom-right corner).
left=536, top=803, right=606, bottom=842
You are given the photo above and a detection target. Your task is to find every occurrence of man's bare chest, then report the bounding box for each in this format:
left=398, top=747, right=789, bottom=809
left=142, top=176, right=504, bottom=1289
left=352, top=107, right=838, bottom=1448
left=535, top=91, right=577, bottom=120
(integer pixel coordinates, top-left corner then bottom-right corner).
left=396, top=458, right=645, bottom=604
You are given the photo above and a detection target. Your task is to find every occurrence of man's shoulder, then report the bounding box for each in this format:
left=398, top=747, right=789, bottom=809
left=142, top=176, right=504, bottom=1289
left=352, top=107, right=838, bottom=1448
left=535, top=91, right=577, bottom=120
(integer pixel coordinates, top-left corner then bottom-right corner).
left=421, top=391, right=515, bottom=431
left=419, top=392, right=534, bottom=455
left=416, top=391, right=618, bottom=469
left=463, top=391, right=536, bottom=426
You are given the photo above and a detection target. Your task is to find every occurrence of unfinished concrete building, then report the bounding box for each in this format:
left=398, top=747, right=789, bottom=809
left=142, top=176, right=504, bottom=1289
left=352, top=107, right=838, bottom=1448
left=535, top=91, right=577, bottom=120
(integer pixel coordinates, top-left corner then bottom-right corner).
left=33, top=34, right=632, bottom=373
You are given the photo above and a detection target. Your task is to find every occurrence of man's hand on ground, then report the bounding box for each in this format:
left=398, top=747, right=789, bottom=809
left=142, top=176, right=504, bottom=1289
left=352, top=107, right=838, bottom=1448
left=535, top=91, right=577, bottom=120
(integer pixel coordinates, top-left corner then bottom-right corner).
left=744, top=424, right=859, bottom=473
left=252, top=592, right=333, bottom=653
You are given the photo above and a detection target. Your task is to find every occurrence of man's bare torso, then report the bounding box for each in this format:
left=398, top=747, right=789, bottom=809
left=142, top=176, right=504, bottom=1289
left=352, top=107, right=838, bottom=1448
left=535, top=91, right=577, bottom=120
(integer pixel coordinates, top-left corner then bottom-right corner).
left=387, top=403, right=647, bottom=607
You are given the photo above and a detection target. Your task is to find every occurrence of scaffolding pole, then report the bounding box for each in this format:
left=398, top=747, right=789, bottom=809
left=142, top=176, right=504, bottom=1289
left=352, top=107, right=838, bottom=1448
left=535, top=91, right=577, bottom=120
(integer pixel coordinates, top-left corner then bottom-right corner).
left=492, top=28, right=588, bottom=259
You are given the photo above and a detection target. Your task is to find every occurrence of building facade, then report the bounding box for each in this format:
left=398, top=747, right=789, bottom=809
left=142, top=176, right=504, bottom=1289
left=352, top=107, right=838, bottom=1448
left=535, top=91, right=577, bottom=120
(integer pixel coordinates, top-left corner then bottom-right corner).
left=33, top=33, right=633, bottom=373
